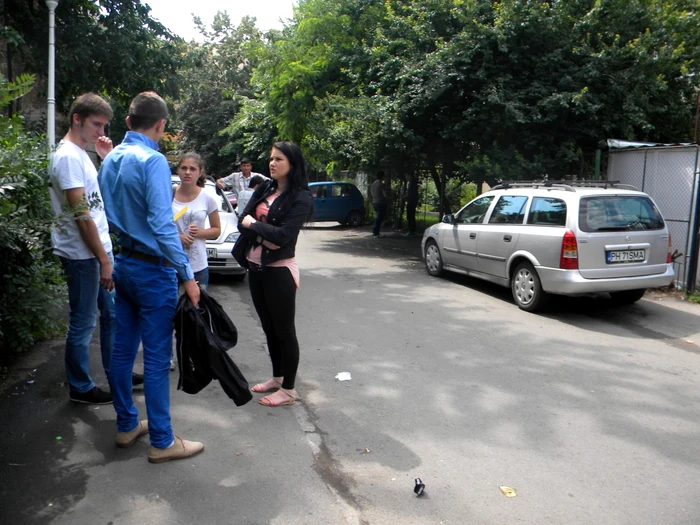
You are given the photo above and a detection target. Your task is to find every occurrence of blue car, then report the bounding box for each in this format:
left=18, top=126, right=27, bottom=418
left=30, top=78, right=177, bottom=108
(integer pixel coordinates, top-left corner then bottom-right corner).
left=309, top=181, right=366, bottom=227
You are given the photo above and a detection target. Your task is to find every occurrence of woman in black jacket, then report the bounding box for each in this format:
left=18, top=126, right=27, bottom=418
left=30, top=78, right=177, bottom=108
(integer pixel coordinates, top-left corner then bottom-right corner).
left=233, top=141, right=314, bottom=406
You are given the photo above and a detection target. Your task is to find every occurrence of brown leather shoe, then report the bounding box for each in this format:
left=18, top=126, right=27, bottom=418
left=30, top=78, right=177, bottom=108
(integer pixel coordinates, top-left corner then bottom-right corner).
left=116, top=420, right=149, bottom=448
left=148, top=436, right=204, bottom=464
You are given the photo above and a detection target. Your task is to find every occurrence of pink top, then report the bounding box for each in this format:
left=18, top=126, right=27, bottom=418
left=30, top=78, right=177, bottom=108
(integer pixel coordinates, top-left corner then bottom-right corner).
left=246, top=192, right=300, bottom=288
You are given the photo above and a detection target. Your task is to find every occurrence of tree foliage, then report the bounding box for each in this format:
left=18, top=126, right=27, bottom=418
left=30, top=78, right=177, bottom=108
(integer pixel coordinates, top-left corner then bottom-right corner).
left=2, top=0, right=183, bottom=138
left=175, top=13, right=264, bottom=176
left=220, top=0, right=699, bottom=211
left=0, top=74, right=65, bottom=360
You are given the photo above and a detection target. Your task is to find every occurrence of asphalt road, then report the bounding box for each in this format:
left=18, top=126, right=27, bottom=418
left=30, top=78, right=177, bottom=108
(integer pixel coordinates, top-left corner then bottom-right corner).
left=2, top=224, right=700, bottom=525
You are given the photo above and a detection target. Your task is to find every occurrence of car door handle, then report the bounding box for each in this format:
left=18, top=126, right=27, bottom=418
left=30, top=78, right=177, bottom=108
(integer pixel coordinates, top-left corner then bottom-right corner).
left=469, top=233, right=477, bottom=239
left=503, top=235, right=512, bottom=242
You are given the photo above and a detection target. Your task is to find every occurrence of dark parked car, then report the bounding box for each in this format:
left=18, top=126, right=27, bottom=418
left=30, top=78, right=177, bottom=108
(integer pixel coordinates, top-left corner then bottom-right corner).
left=309, top=181, right=365, bottom=227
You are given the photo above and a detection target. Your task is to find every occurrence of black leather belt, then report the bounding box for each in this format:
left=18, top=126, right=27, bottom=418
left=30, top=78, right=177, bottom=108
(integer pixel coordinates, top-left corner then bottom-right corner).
left=124, top=250, right=172, bottom=267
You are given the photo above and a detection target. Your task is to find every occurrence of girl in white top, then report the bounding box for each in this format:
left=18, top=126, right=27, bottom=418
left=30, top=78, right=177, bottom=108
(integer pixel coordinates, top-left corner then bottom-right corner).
left=172, top=152, right=221, bottom=290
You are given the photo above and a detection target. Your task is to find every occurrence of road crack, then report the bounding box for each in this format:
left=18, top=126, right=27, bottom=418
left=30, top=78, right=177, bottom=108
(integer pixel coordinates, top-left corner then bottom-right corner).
left=292, top=387, right=370, bottom=525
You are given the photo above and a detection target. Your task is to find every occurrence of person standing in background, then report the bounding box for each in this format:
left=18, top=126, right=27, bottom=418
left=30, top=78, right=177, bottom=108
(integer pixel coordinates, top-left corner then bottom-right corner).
left=370, top=171, right=390, bottom=238
left=173, top=152, right=221, bottom=291
left=99, top=91, right=203, bottom=463
left=235, top=174, right=264, bottom=216
left=216, top=157, right=267, bottom=197
left=405, top=173, right=419, bottom=236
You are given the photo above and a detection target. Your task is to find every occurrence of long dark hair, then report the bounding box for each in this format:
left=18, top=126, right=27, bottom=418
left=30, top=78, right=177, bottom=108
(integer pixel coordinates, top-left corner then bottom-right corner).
left=178, top=152, right=206, bottom=187
left=272, top=141, right=309, bottom=193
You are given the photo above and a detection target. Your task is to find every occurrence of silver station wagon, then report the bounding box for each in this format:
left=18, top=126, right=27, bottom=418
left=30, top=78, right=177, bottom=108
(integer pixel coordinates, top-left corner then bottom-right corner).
left=422, top=181, right=675, bottom=312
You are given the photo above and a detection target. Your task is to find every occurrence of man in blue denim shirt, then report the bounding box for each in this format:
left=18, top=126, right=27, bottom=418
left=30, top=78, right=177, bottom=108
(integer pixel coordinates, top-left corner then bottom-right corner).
left=99, top=92, right=203, bottom=463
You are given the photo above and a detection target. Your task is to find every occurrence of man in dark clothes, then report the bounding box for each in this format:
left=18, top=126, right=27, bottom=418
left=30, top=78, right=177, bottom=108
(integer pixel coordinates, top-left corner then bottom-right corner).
left=370, top=171, right=390, bottom=237
left=405, top=173, right=419, bottom=236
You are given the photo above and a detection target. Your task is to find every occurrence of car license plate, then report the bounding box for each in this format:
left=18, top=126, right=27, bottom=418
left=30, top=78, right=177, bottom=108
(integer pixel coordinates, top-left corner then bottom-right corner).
left=606, top=249, right=645, bottom=264
left=206, top=248, right=217, bottom=258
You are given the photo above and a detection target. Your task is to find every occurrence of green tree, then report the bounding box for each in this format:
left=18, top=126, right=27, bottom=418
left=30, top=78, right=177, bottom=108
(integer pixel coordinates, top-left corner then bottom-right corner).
left=235, top=0, right=699, bottom=208
left=175, top=13, right=265, bottom=176
left=233, top=0, right=392, bottom=165
left=2, top=0, right=182, bottom=139
left=0, top=74, right=65, bottom=360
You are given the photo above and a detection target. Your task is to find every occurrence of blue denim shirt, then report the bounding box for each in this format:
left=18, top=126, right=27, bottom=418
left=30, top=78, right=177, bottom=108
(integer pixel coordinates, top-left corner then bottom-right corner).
left=98, top=131, right=194, bottom=282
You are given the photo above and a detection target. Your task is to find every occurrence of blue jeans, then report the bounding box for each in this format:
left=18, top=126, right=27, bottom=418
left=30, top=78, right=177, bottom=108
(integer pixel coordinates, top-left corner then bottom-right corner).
left=110, top=255, right=178, bottom=448
left=59, top=254, right=115, bottom=394
left=194, top=267, right=209, bottom=291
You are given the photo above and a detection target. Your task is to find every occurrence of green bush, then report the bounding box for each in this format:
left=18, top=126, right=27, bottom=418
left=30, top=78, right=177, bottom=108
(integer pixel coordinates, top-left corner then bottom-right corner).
left=0, top=75, right=66, bottom=362
left=424, top=179, right=477, bottom=212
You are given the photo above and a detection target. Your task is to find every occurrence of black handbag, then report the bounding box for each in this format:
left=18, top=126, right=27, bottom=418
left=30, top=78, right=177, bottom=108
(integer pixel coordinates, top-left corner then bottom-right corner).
left=231, top=234, right=251, bottom=268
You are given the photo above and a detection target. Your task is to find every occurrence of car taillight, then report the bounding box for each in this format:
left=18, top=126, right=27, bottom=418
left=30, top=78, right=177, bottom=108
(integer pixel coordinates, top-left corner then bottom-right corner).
left=560, top=230, right=578, bottom=270
left=667, top=233, right=672, bottom=264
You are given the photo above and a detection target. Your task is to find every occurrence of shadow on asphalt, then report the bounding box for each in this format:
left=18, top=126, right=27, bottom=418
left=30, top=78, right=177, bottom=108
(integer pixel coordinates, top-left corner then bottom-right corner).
left=298, top=258, right=700, bottom=479
left=3, top=225, right=700, bottom=523
left=305, top=225, right=424, bottom=264
left=547, top=295, right=700, bottom=351
left=307, top=225, right=700, bottom=348
left=0, top=345, right=110, bottom=524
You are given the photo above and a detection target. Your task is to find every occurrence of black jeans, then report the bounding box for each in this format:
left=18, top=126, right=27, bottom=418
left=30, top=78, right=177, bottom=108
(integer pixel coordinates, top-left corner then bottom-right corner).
left=406, top=201, right=417, bottom=233
left=372, top=202, right=387, bottom=236
left=248, top=266, right=299, bottom=390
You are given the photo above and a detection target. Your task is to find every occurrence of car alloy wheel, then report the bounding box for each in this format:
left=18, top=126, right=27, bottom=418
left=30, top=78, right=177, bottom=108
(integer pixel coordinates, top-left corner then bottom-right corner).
left=424, top=241, right=443, bottom=277
left=511, top=261, right=548, bottom=312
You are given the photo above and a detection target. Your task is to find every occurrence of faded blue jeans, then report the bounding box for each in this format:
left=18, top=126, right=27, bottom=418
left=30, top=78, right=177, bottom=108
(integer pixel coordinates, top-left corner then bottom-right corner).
left=194, top=267, right=209, bottom=291
left=59, top=253, right=115, bottom=394
left=110, top=255, right=178, bottom=448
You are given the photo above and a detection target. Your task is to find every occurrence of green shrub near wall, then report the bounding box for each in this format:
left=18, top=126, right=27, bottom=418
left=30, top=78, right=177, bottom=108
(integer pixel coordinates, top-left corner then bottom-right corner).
left=0, top=75, right=66, bottom=362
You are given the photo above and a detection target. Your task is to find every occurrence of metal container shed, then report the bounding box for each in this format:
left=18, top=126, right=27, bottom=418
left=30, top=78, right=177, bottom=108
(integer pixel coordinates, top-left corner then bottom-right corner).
left=606, top=140, right=700, bottom=289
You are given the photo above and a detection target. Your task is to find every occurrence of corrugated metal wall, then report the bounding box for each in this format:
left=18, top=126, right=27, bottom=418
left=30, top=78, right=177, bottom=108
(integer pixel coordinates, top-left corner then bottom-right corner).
left=607, top=145, right=700, bottom=286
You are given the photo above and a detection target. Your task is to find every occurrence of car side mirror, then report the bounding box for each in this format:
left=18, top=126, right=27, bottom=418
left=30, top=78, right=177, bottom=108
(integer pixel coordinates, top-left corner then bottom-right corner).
left=442, top=214, right=454, bottom=224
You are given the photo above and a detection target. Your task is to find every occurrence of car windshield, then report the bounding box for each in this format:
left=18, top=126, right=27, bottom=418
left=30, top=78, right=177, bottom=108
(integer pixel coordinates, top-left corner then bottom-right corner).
left=578, top=195, right=665, bottom=232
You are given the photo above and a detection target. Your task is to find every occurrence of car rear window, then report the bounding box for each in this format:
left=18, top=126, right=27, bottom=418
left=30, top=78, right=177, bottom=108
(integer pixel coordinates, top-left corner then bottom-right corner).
left=578, top=195, right=665, bottom=232
left=527, top=197, right=567, bottom=226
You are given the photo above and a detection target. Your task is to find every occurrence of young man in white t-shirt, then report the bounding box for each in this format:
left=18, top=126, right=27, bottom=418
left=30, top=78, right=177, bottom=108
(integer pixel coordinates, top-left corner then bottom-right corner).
left=49, top=93, right=121, bottom=405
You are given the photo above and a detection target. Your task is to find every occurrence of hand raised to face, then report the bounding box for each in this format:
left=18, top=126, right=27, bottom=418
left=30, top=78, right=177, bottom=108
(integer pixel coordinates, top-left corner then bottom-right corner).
left=95, top=136, right=113, bottom=160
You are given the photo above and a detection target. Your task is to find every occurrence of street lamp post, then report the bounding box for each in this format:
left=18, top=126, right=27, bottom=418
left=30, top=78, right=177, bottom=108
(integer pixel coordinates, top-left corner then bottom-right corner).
left=46, top=0, right=59, bottom=149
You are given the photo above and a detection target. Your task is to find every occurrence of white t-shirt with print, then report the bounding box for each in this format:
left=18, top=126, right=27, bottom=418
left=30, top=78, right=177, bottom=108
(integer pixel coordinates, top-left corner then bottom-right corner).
left=49, top=140, right=112, bottom=260
left=172, top=189, right=218, bottom=273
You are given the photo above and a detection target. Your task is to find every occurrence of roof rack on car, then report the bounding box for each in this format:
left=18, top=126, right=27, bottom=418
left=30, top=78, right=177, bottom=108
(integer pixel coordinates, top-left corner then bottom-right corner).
left=491, top=180, right=640, bottom=192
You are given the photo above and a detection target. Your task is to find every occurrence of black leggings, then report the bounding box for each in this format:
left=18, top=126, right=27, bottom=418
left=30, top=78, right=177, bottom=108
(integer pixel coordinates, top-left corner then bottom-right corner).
left=248, top=266, right=299, bottom=390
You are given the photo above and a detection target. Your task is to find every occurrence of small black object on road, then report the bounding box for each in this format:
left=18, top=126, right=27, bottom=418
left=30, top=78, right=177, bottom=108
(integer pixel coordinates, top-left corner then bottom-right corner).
left=414, top=478, right=425, bottom=497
